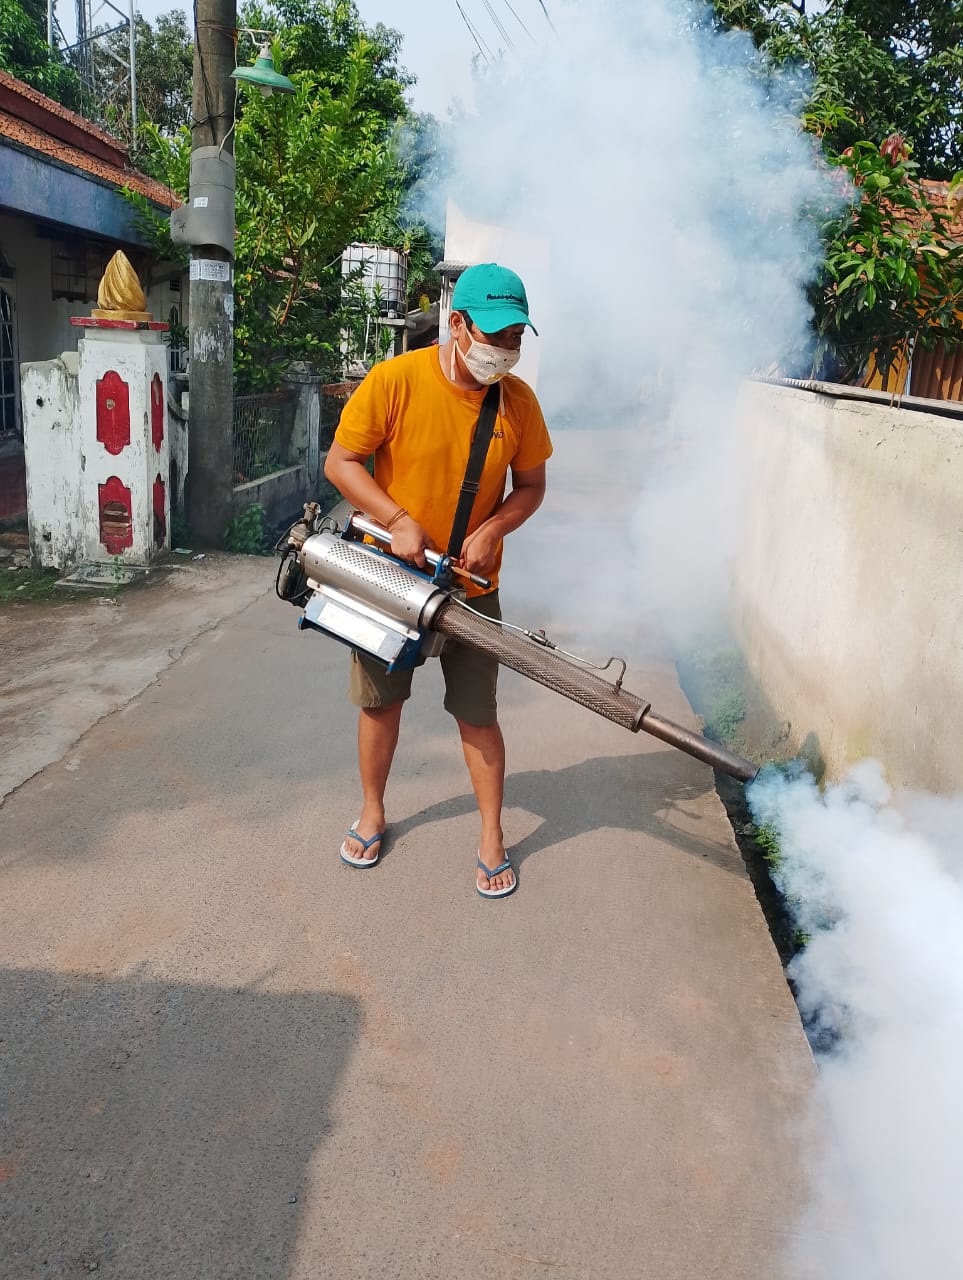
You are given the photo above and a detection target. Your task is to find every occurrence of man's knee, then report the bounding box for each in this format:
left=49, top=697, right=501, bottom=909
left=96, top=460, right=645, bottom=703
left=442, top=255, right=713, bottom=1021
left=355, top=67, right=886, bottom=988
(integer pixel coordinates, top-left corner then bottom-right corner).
left=360, top=701, right=405, bottom=725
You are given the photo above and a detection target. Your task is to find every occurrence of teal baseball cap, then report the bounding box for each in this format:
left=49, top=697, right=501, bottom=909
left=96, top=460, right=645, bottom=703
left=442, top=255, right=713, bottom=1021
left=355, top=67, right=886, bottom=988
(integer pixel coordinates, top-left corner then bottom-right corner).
left=452, top=263, right=538, bottom=335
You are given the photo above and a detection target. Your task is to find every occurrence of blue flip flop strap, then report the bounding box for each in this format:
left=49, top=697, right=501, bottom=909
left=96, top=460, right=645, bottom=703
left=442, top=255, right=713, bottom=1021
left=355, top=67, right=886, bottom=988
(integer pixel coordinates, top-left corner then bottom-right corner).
left=348, top=828, right=384, bottom=851
left=478, top=858, right=512, bottom=878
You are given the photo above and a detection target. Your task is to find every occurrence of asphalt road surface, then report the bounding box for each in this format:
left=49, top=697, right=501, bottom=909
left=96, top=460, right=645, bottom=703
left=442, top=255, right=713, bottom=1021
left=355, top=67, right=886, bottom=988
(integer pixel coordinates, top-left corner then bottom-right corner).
left=0, top=550, right=815, bottom=1279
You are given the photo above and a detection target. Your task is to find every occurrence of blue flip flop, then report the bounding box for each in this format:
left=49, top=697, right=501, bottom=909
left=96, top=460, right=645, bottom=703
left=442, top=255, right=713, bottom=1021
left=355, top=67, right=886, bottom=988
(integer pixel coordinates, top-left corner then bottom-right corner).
left=476, top=855, right=517, bottom=899
left=340, top=819, right=385, bottom=868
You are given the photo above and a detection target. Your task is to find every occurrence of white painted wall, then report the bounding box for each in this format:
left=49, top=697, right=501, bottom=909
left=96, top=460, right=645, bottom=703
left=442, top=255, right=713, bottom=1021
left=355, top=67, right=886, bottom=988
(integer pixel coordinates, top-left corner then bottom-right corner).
left=23, top=328, right=171, bottom=567
left=733, top=380, right=963, bottom=793
left=22, top=355, right=84, bottom=567
left=76, top=329, right=170, bottom=564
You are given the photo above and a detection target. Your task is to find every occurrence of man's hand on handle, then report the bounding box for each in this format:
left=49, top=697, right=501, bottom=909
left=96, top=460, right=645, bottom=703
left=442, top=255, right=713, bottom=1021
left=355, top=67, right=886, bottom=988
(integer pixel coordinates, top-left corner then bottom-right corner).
left=457, top=523, right=501, bottom=577
left=389, top=514, right=434, bottom=571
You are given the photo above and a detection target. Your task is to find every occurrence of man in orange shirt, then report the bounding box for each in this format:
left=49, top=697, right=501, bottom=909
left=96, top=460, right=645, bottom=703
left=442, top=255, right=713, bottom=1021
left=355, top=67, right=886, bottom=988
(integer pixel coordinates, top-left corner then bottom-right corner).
left=324, top=263, right=553, bottom=898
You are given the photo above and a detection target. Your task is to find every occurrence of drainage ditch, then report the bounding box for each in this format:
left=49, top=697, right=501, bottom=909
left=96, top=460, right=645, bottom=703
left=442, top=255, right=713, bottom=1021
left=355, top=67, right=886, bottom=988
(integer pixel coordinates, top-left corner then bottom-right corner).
left=676, top=639, right=812, bottom=974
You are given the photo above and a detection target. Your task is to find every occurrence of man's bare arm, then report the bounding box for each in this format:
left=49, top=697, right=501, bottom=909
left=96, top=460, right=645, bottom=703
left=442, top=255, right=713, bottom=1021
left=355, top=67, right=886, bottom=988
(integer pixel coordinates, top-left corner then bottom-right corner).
left=324, top=441, right=433, bottom=567
left=458, top=463, right=546, bottom=576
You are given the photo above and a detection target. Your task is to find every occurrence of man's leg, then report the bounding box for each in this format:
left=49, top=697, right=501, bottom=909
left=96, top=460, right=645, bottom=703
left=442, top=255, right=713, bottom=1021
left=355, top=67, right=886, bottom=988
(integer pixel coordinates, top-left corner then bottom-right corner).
left=440, top=591, right=513, bottom=893
left=343, top=701, right=404, bottom=861
left=456, top=717, right=515, bottom=894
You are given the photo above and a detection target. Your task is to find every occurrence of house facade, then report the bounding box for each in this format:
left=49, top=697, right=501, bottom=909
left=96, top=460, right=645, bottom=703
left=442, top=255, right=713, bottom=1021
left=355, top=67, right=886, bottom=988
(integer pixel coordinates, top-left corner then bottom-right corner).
left=0, top=70, right=183, bottom=522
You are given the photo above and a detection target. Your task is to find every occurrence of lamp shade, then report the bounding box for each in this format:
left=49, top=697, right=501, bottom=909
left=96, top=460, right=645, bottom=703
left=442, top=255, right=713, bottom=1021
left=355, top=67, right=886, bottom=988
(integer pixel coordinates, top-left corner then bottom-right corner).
left=231, top=43, right=296, bottom=96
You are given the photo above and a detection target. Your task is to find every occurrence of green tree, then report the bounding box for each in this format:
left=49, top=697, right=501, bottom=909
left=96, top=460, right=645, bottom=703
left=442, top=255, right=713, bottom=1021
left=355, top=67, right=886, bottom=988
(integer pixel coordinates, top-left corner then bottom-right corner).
left=810, top=139, right=963, bottom=384
left=231, top=43, right=400, bottom=389
left=128, top=10, right=422, bottom=390
left=241, top=0, right=413, bottom=122
left=359, top=110, right=448, bottom=300
left=94, top=11, right=194, bottom=145
left=713, top=1, right=963, bottom=382
left=713, top=0, right=963, bottom=177
left=0, top=0, right=81, bottom=106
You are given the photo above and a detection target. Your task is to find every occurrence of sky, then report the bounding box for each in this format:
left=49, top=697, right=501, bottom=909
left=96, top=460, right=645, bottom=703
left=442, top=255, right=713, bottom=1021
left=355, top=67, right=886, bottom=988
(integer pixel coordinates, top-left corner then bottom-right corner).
left=352, top=1, right=475, bottom=117
left=66, top=0, right=561, bottom=120
left=349, top=1, right=559, bottom=117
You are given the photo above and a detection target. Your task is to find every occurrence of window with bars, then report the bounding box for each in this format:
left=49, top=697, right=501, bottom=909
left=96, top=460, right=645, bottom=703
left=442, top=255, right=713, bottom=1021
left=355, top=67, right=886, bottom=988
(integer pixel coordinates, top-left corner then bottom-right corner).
left=0, top=288, right=19, bottom=437
left=168, top=302, right=187, bottom=373
left=50, top=237, right=115, bottom=302
left=50, top=237, right=147, bottom=303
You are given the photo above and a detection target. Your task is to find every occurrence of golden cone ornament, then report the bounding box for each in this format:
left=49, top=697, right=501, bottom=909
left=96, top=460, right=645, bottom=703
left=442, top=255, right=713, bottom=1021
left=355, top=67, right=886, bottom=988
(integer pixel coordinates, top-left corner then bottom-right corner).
left=92, top=250, right=153, bottom=321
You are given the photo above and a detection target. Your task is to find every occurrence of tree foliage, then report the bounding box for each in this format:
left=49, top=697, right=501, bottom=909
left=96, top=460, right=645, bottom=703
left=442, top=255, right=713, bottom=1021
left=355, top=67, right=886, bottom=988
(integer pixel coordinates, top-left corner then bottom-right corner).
left=243, top=0, right=413, bottom=122
left=713, top=0, right=963, bottom=177
left=0, top=0, right=81, bottom=106
left=96, top=10, right=194, bottom=145
left=713, top=0, right=963, bottom=382
left=231, top=41, right=401, bottom=390
left=811, top=140, right=963, bottom=383
left=359, top=110, right=448, bottom=297
left=128, top=1, right=434, bottom=393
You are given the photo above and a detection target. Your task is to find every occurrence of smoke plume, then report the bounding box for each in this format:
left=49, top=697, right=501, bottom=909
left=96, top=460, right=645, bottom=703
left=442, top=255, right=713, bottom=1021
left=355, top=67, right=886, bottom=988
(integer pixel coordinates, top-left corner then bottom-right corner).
left=430, top=0, right=838, bottom=646
left=749, top=762, right=963, bottom=1277
left=417, top=3, right=960, bottom=1273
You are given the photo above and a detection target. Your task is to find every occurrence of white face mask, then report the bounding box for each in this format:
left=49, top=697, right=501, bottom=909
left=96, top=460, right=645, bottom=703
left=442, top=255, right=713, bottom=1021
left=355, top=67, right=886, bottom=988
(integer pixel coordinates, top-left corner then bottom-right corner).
left=451, top=331, right=520, bottom=384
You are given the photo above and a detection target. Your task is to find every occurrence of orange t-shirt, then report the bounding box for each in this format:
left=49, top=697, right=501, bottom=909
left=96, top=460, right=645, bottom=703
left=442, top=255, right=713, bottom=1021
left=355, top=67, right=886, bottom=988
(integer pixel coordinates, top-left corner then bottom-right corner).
left=334, top=347, right=553, bottom=595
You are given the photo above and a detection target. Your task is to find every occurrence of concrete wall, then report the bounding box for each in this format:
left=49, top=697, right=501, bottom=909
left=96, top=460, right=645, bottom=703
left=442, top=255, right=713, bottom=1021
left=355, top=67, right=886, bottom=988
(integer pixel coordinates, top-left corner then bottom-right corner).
left=733, top=380, right=963, bottom=793
left=281, top=364, right=323, bottom=490
left=232, top=465, right=306, bottom=527
left=229, top=372, right=333, bottom=529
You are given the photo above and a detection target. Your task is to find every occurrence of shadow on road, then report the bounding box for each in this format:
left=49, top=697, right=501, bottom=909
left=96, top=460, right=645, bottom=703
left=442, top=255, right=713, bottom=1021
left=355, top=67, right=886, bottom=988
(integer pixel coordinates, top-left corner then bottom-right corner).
left=389, top=749, right=742, bottom=875
left=0, top=966, right=361, bottom=1279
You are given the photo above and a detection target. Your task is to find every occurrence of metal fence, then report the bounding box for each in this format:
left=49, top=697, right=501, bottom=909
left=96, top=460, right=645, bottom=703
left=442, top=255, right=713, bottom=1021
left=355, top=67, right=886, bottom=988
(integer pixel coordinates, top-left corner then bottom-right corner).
left=232, top=391, right=295, bottom=485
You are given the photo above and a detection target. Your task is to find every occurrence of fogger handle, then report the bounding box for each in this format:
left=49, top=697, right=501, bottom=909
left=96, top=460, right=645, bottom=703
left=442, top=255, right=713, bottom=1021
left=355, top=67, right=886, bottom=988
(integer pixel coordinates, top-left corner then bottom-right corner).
left=349, top=514, right=493, bottom=590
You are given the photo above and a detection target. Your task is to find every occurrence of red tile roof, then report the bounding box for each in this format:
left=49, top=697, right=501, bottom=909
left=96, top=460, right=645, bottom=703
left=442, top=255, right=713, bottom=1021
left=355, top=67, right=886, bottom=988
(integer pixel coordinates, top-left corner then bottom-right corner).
left=920, top=179, right=963, bottom=241
left=0, top=69, right=181, bottom=211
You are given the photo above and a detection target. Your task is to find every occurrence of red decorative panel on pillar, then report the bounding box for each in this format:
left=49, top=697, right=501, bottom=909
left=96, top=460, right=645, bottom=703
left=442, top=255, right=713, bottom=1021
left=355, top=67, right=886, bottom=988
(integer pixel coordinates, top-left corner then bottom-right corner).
left=96, top=371, right=131, bottom=456
left=98, top=476, right=133, bottom=554
left=151, top=373, right=164, bottom=452
left=153, top=473, right=166, bottom=546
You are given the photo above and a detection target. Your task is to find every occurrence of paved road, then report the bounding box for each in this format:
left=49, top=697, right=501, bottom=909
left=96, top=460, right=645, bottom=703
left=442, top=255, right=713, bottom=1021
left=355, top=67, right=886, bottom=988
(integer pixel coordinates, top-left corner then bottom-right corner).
left=0, top=548, right=814, bottom=1278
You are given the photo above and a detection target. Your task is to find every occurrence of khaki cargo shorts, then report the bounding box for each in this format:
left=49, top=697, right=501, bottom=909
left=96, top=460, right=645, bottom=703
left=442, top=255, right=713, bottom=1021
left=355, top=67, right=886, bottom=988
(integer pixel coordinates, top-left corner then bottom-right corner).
left=348, top=591, right=501, bottom=727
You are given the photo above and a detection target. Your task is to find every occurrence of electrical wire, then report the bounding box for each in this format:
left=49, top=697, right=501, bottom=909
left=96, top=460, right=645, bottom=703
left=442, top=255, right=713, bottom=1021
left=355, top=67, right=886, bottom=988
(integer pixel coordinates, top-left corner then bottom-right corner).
left=454, top=0, right=494, bottom=64
left=534, top=0, right=557, bottom=34
left=192, top=0, right=218, bottom=145
left=481, top=0, right=513, bottom=48
left=501, top=0, right=536, bottom=43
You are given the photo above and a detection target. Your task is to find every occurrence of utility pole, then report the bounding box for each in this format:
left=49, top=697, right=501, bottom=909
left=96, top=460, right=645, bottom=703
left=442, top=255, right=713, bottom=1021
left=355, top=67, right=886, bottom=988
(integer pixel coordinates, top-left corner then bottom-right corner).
left=175, top=0, right=237, bottom=545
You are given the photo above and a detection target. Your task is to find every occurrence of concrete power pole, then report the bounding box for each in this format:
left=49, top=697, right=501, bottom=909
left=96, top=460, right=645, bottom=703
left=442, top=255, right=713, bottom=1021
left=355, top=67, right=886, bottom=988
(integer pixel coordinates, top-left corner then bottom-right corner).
left=172, top=0, right=237, bottom=545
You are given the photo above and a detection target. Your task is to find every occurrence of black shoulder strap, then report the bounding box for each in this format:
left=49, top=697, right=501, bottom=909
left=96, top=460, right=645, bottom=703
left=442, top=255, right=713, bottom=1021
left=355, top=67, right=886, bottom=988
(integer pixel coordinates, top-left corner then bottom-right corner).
left=447, top=383, right=500, bottom=559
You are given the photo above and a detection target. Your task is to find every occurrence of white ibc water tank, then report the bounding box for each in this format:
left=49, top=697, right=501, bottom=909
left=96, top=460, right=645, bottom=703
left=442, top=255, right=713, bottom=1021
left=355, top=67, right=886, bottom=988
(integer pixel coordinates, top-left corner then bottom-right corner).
left=341, top=243, right=408, bottom=319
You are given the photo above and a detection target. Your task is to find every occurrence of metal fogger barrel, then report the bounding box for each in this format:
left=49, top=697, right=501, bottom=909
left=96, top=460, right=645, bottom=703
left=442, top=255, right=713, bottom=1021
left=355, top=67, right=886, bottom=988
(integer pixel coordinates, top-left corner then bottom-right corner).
left=431, top=600, right=759, bottom=781
left=291, top=516, right=759, bottom=784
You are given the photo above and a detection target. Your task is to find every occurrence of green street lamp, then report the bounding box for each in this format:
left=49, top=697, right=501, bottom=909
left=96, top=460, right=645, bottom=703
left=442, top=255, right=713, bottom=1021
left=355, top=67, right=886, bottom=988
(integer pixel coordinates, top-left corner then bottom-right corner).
left=231, top=41, right=296, bottom=97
